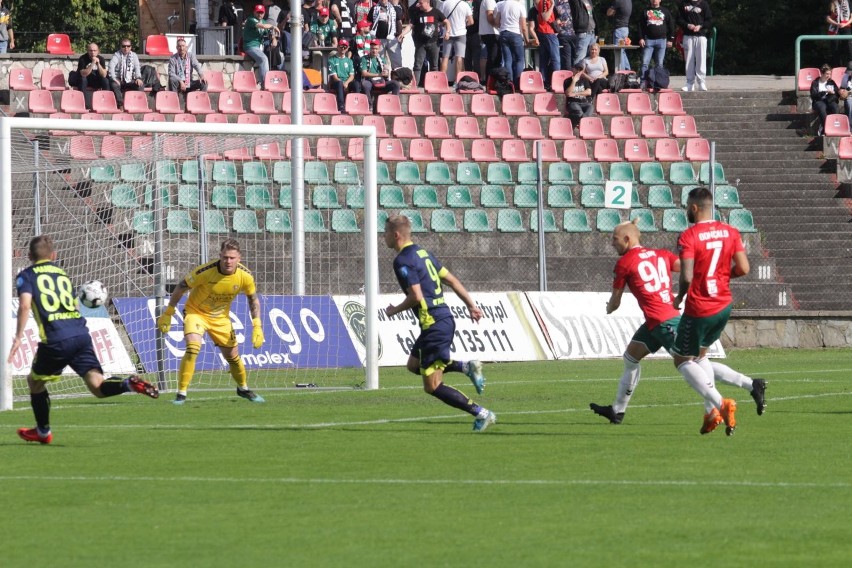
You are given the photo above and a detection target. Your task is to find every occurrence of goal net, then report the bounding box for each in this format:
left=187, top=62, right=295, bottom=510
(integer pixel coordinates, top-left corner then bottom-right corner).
left=0, top=117, right=379, bottom=410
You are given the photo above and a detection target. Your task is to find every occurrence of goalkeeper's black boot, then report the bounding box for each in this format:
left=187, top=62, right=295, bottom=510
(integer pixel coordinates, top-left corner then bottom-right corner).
left=750, top=378, right=767, bottom=416
left=590, top=403, right=624, bottom=424
left=237, top=388, right=265, bottom=403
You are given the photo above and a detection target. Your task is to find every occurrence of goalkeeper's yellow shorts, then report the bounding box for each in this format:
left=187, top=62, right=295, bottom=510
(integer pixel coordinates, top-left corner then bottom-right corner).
left=183, top=312, right=237, bottom=348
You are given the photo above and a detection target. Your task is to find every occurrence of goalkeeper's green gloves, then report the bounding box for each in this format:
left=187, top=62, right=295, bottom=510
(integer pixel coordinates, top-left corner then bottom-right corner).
left=252, top=317, right=265, bottom=348
left=157, top=306, right=175, bottom=334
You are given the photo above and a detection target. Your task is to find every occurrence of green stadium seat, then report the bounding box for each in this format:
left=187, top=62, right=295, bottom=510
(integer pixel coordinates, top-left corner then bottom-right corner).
left=630, top=186, right=642, bottom=207
left=120, top=163, right=147, bottom=182
left=699, top=162, right=727, bottom=184
left=425, top=162, right=453, bottom=185
left=305, top=162, right=331, bottom=184
left=379, top=185, right=407, bottom=208
left=608, top=162, right=635, bottom=183
left=547, top=185, right=574, bottom=208
left=377, top=162, right=392, bottom=185
left=132, top=211, right=154, bottom=233
left=531, top=209, right=559, bottom=232
left=91, top=165, right=118, bottom=182
left=265, top=209, right=291, bottom=233
left=715, top=209, right=724, bottom=222
left=639, top=162, right=666, bottom=185
left=497, top=208, right=525, bottom=232
left=580, top=185, right=606, bottom=208
left=464, top=209, right=492, bottom=232
left=395, top=161, right=422, bottom=184
left=446, top=186, right=474, bottom=208
left=278, top=186, right=292, bottom=208
left=486, top=162, right=514, bottom=185
left=181, top=160, right=200, bottom=183
left=413, top=185, right=441, bottom=208
left=212, top=160, right=238, bottom=183
left=647, top=185, right=676, bottom=209
left=312, top=185, right=341, bottom=208
left=273, top=161, right=291, bottom=184
left=110, top=184, right=138, bottom=208
left=670, top=162, right=697, bottom=185
left=204, top=210, right=229, bottom=233
left=304, top=209, right=328, bottom=232
left=578, top=162, right=605, bottom=184
left=596, top=209, right=622, bottom=232
left=156, top=160, right=180, bottom=183
left=233, top=209, right=261, bottom=233
left=563, top=209, right=592, bottom=232
left=715, top=185, right=742, bottom=208
left=245, top=185, right=274, bottom=209
left=211, top=186, right=238, bottom=208
left=243, top=161, right=270, bottom=184
left=662, top=209, right=688, bottom=232
left=400, top=209, right=428, bottom=232
left=346, top=186, right=365, bottom=209
left=332, top=209, right=360, bottom=232
left=481, top=185, right=509, bottom=208
left=377, top=209, right=389, bottom=229
left=334, top=162, right=361, bottom=185
left=629, top=208, right=658, bottom=232
left=167, top=209, right=196, bottom=233
left=430, top=209, right=460, bottom=232
left=513, top=185, right=539, bottom=208
left=680, top=185, right=700, bottom=206
left=177, top=184, right=199, bottom=208
left=728, top=208, right=757, bottom=232
left=143, top=185, right=169, bottom=208
left=548, top=162, right=574, bottom=184
left=457, top=162, right=483, bottom=185
left=517, top=162, right=540, bottom=184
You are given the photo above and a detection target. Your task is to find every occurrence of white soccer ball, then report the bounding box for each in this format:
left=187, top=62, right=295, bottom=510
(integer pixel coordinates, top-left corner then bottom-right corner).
left=78, top=280, right=108, bottom=309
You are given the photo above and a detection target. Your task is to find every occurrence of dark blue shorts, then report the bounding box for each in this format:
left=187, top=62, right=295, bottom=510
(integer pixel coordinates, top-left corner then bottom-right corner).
left=413, top=317, right=456, bottom=373
left=31, top=333, right=103, bottom=381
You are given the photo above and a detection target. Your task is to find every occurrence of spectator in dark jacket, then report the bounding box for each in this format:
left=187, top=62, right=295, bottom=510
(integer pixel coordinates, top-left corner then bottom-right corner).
left=811, top=63, right=840, bottom=136
left=607, top=0, right=632, bottom=70
left=569, top=0, right=595, bottom=65
left=638, top=0, right=675, bottom=82
left=677, top=0, right=712, bottom=91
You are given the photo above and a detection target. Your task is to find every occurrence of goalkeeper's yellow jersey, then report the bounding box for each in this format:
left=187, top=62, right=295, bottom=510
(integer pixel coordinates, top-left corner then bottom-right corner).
left=183, top=261, right=256, bottom=317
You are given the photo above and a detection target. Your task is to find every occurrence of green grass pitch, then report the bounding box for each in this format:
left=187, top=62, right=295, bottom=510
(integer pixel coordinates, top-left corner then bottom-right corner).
left=1, top=348, right=851, bottom=567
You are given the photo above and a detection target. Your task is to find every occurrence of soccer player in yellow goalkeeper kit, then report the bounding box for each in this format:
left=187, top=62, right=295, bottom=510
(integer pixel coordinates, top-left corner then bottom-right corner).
left=157, top=239, right=265, bottom=405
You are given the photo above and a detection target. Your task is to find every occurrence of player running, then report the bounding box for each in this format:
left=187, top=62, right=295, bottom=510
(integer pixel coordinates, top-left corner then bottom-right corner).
left=383, top=214, right=495, bottom=432
left=8, top=235, right=159, bottom=445
left=157, top=239, right=265, bottom=405
left=590, top=220, right=766, bottom=427
left=672, top=186, right=751, bottom=436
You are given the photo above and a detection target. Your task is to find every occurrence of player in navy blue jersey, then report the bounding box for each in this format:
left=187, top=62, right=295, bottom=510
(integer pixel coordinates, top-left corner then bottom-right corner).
left=7, top=235, right=158, bottom=445
left=383, top=214, right=496, bottom=431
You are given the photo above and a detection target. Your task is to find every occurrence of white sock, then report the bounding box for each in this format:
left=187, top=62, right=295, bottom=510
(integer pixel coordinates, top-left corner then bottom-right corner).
left=711, top=361, right=753, bottom=391
left=178, top=390, right=187, bottom=396
left=613, top=353, right=641, bottom=414
left=677, top=360, right=723, bottom=410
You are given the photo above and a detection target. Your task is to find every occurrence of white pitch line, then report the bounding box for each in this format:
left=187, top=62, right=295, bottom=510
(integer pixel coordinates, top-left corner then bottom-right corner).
left=0, top=474, right=849, bottom=489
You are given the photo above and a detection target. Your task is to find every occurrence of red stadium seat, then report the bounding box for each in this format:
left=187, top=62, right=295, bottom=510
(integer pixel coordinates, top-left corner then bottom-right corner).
left=376, top=94, right=404, bottom=116
left=317, top=137, right=345, bottom=160
left=145, top=35, right=172, bottom=56
left=99, top=135, right=128, bottom=159
left=218, top=91, right=246, bottom=114
left=268, top=114, right=292, bottom=125
left=516, top=116, right=544, bottom=140
left=109, top=112, right=141, bottom=135
left=409, top=138, right=437, bottom=161
left=593, top=138, right=621, bottom=161
left=627, top=92, right=655, bottom=115
left=313, top=92, right=341, bottom=114
left=519, top=70, right=546, bottom=94
left=237, top=113, right=261, bottom=124
left=563, top=139, right=591, bottom=162
left=393, top=116, right=421, bottom=138
left=27, top=90, right=57, bottom=114
left=658, top=92, right=686, bottom=115
left=301, top=114, right=323, bottom=126
left=48, top=112, right=74, bottom=136
left=264, top=70, right=290, bottom=92
left=205, top=70, right=227, bottom=92
left=172, top=112, right=197, bottom=123
left=186, top=91, right=215, bottom=114
left=654, top=138, right=683, bottom=161
left=839, top=135, right=852, bottom=159
left=348, top=138, right=364, bottom=160
left=250, top=90, right=278, bottom=114
left=579, top=116, right=606, bottom=140
left=685, top=137, right=710, bottom=161
left=331, top=114, right=355, bottom=126
left=640, top=115, right=669, bottom=138
left=280, top=94, right=307, bottom=114
left=69, top=135, right=98, bottom=160
left=424, top=71, right=452, bottom=93
left=440, top=139, right=468, bottom=161
left=624, top=139, right=652, bottom=162
left=439, top=93, right=467, bottom=116
left=60, top=89, right=88, bottom=114
left=123, top=91, right=152, bottom=114
left=378, top=138, right=406, bottom=161
left=471, top=139, right=499, bottom=162
left=40, top=68, right=67, bottom=91
left=609, top=116, right=638, bottom=139
left=500, top=93, right=528, bottom=116
left=501, top=139, right=529, bottom=162
left=824, top=113, right=851, bottom=137
left=92, top=90, right=121, bottom=113
left=155, top=91, right=183, bottom=114
left=205, top=113, right=229, bottom=124
left=224, top=138, right=253, bottom=160
left=46, top=33, right=74, bottom=55
left=533, top=93, right=561, bottom=116
left=471, top=93, right=499, bottom=116
left=832, top=66, right=845, bottom=86
left=423, top=116, right=452, bottom=139
left=362, top=115, right=389, bottom=138
left=595, top=93, right=623, bottom=115
left=454, top=71, right=481, bottom=92
left=142, top=112, right=166, bottom=123
left=486, top=116, right=513, bottom=139
left=548, top=117, right=576, bottom=140
left=551, top=70, right=574, bottom=92
left=255, top=141, right=283, bottom=159
left=195, top=136, right=222, bottom=160
left=345, top=93, right=371, bottom=115
left=797, top=67, right=819, bottom=91
left=532, top=139, right=560, bottom=162
left=407, top=94, right=436, bottom=116
left=162, top=135, right=190, bottom=159
left=454, top=116, right=483, bottom=139
left=79, top=112, right=107, bottom=135
left=8, top=67, right=36, bottom=91
left=671, top=115, right=700, bottom=138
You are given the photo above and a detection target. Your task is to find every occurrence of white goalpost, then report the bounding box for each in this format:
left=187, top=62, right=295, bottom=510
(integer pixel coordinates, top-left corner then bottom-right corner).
left=0, top=117, right=379, bottom=410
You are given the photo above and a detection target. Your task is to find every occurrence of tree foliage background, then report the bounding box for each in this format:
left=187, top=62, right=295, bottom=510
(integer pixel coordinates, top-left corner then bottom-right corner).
left=11, top=0, right=137, bottom=53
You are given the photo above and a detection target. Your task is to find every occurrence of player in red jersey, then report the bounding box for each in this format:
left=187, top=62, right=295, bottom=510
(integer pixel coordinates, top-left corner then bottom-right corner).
left=672, top=186, right=751, bottom=436
left=590, top=220, right=766, bottom=425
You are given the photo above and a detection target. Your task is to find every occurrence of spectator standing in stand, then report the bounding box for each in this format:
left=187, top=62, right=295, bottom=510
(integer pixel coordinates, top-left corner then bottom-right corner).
left=0, top=0, right=14, bottom=54
left=553, top=0, right=575, bottom=74
left=569, top=0, right=595, bottom=65
left=536, top=0, right=561, bottom=91
left=409, top=0, right=449, bottom=86
left=607, top=0, right=632, bottom=71
left=440, top=0, right=474, bottom=75
left=495, top=0, right=530, bottom=90
left=368, top=0, right=401, bottom=67
left=828, top=0, right=852, bottom=66
left=638, top=0, right=675, bottom=83
left=479, top=0, right=502, bottom=82
left=677, top=0, right=711, bottom=91
left=465, top=0, right=483, bottom=79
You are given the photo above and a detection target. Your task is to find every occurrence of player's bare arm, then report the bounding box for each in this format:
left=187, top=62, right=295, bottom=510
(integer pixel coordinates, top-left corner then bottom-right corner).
left=606, top=286, right=624, bottom=314
left=731, top=250, right=750, bottom=278
left=385, top=284, right=422, bottom=318
left=247, top=292, right=261, bottom=320
left=7, top=293, right=32, bottom=363
left=441, top=271, right=483, bottom=323
left=674, top=258, right=694, bottom=309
